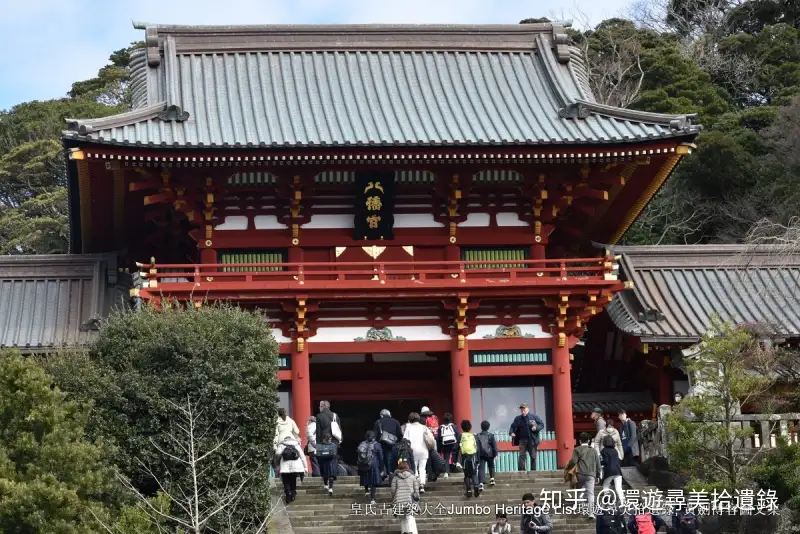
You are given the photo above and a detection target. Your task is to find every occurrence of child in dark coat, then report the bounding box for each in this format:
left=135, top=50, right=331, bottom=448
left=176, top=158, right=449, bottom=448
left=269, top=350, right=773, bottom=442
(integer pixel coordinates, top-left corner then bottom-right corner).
left=477, top=420, right=499, bottom=490
left=357, top=430, right=384, bottom=504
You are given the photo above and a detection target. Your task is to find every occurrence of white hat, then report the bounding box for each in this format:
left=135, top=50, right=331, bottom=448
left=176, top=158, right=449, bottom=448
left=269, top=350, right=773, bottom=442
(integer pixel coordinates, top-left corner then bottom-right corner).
left=420, top=406, right=432, bottom=415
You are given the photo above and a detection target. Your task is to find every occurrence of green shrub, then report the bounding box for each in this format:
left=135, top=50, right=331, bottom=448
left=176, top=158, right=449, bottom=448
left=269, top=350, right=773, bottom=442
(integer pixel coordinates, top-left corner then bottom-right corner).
left=42, top=304, right=280, bottom=531
left=0, top=350, right=117, bottom=533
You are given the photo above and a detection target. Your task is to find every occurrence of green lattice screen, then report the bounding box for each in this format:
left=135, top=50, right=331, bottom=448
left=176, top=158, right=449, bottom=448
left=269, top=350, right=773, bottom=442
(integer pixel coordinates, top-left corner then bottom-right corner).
left=219, top=251, right=286, bottom=272
left=461, top=248, right=529, bottom=269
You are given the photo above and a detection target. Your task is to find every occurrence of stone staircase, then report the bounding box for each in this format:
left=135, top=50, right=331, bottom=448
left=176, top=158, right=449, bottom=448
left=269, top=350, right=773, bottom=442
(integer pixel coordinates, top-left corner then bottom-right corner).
left=282, top=471, right=601, bottom=533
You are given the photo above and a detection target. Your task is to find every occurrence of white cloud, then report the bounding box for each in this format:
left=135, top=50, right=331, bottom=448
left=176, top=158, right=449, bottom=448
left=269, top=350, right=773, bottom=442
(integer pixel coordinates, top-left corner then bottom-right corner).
left=0, top=0, right=633, bottom=110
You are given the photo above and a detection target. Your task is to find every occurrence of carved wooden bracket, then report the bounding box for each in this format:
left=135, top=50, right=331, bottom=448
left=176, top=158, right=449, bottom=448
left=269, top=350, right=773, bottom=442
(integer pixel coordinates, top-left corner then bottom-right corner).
left=290, top=175, right=304, bottom=245
left=448, top=174, right=461, bottom=243
left=295, top=298, right=308, bottom=352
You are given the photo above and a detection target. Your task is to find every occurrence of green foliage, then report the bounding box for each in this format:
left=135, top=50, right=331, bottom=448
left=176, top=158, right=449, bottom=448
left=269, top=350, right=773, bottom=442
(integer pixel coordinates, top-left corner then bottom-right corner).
left=41, top=304, right=280, bottom=531
left=665, top=317, right=779, bottom=491
left=617, top=0, right=800, bottom=244
left=69, top=44, right=143, bottom=108
left=0, top=44, right=139, bottom=254
left=752, top=441, right=800, bottom=512
left=0, top=350, right=118, bottom=533
left=633, top=37, right=733, bottom=124
left=109, top=494, right=173, bottom=534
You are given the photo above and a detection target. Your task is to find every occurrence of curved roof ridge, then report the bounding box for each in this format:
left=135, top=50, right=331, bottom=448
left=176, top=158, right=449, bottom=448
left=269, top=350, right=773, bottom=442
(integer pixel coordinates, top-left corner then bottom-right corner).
left=132, top=21, right=564, bottom=33
left=64, top=102, right=168, bottom=135
left=131, top=20, right=577, bottom=58
left=567, top=46, right=596, bottom=103
left=575, top=100, right=701, bottom=132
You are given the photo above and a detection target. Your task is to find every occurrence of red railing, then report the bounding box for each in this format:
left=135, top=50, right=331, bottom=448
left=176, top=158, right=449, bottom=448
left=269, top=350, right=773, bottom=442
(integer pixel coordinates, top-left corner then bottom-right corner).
left=139, top=257, right=618, bottom=286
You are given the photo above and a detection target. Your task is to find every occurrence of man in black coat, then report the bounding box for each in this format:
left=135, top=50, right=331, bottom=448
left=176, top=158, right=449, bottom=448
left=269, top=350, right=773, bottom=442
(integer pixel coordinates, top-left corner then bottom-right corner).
left=315, top=400, right=342, bottom=494
left=509, top=403, right=545, bottom=472
left=374, top=408, right=402, bottom=477
left=316, top=400, right=341, bottom=443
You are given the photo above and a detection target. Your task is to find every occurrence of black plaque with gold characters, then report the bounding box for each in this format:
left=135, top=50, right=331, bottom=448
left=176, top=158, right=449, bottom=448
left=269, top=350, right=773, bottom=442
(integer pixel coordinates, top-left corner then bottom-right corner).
left=354, top=171, right=395, bottom=240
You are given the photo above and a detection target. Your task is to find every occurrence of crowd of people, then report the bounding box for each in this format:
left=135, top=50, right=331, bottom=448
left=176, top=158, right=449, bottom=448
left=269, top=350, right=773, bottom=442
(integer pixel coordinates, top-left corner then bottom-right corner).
left=565, top=408, right=700, bottom=534
left=272, top=402, right=699, bottom=534
left=272, top=401, right=550, bottom=533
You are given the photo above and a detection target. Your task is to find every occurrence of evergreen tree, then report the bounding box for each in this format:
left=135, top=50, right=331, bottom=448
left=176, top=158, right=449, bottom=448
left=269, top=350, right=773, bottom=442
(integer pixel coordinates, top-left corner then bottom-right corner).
left=0, top=351, right=116, bottom=533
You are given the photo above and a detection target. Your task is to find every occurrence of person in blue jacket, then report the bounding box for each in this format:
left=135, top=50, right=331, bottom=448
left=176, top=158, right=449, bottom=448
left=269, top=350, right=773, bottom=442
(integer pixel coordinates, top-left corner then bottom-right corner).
left=509, top=403, right=545, bottom=471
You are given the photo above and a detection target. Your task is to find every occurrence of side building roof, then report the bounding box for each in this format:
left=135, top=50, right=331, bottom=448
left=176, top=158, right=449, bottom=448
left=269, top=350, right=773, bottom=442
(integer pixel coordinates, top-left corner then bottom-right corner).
left=0, top=255, right=130, bottom=353
left=606, top=245, right=800, bottom=344
left=63, top=22, right=701, bottom=148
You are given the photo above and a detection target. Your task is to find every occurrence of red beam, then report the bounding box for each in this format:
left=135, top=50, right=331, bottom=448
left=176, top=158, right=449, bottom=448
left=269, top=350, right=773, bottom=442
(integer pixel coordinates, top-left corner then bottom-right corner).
left=207, top=228, right=542, bottom=248
left=277, top=370, right=291, bottom=381
left=141, top=280, right=623, bottom=301
left=470, top=365, right=554, bottom=377
left=308, top=340, right=452, bottom=354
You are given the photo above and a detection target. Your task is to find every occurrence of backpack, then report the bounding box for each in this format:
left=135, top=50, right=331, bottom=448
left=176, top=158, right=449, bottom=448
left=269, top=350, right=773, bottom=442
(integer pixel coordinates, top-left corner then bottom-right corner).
left=600, top=513, right=626, bottom=534
left=677, top=513, right=699, bottom=533
left=460, top=432, right=477, bottom=455
left=425, top=415, right=440, bottom=437
left=634, top=514, right=656, bottom=534
left=281, top=444, right=299, bottom=461
left=478, top=432, right=493, bottom=458
left=357, top=440, right=374, bottom=471
left=440, top=424, right=457, bottom=446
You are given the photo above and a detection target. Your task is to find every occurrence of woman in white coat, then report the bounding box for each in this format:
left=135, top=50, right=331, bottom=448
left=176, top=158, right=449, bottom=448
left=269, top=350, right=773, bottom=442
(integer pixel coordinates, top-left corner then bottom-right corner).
left=276, top=435, right=307, bottom=503
left=274, top=407, right=300, bottom=446
left=403, top=411, right=433, bottom=492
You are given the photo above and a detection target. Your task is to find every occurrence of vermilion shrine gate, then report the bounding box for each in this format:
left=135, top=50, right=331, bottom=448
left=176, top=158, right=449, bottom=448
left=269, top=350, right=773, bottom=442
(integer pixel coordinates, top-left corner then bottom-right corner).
left=62, top=22, right=701, bottom=467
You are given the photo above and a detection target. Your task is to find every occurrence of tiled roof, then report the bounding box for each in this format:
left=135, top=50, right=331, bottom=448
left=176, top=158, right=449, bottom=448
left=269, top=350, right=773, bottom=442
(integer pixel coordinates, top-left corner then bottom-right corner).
left=63, top=23, right=700, bottom=148
left=0, top=255, right=130, bottom=353
left=607, top=245, right=800, bottom=343
left=573, top=391, right=653, bottom=414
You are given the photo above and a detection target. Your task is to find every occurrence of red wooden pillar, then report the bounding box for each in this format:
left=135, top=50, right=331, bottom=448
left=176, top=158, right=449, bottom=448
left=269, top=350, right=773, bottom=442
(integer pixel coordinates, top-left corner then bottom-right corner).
left=291, top=344, right=311, bottom=443
left=200, top=248, right=217, bottom=264
left=451, top=337, right=471, bottom=425
left=552, top=338, right=574, bottom=468
left=288, top=246, right=303, bottom=264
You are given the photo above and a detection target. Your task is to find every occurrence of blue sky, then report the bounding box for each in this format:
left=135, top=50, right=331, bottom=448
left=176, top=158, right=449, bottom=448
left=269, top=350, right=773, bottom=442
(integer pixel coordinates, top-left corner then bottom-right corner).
left=0, top=0, right=633, bottom=111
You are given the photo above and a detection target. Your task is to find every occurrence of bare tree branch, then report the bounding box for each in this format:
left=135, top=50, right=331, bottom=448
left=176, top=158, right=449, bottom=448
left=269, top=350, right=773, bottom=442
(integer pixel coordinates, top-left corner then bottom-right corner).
left=622, top=182, right=715, bottom=244
left=111, top=396, right=275, bottom=534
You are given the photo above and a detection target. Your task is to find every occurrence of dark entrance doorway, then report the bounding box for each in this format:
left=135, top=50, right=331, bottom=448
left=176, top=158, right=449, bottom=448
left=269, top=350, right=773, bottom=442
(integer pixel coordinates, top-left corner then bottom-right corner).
left=315, top=398, right=428, bottom=466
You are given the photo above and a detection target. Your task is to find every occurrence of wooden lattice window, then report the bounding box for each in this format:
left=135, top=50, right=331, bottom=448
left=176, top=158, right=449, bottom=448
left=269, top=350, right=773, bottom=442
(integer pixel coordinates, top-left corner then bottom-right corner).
left=461, top=247, right=529, bottom=269
left=219, top=250, right=287, bottom=272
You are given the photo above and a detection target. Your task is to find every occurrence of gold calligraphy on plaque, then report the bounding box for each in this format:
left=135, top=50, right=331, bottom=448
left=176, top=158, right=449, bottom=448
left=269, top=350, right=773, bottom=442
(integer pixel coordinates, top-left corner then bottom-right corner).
left=366, top=215, right=382, bottom=229
left=366, top=196, right=382, bottom=210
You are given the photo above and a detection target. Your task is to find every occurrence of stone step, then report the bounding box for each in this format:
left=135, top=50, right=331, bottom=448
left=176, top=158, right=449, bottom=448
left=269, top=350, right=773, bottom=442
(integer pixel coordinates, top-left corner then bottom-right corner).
left=279, top=471, right=620, bottom=533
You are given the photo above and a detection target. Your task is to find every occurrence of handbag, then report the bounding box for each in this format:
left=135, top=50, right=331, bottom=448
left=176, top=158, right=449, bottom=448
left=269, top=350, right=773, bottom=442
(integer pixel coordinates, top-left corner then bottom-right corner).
left=378, top=422, right=398, bottom=446
left=564, top=464, right=579, bottom=488
left=423, top=427, right=435, bottom=450
left=331, top=419, right=343, bottom=443
left=316, top=442, right=338, bottom=459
